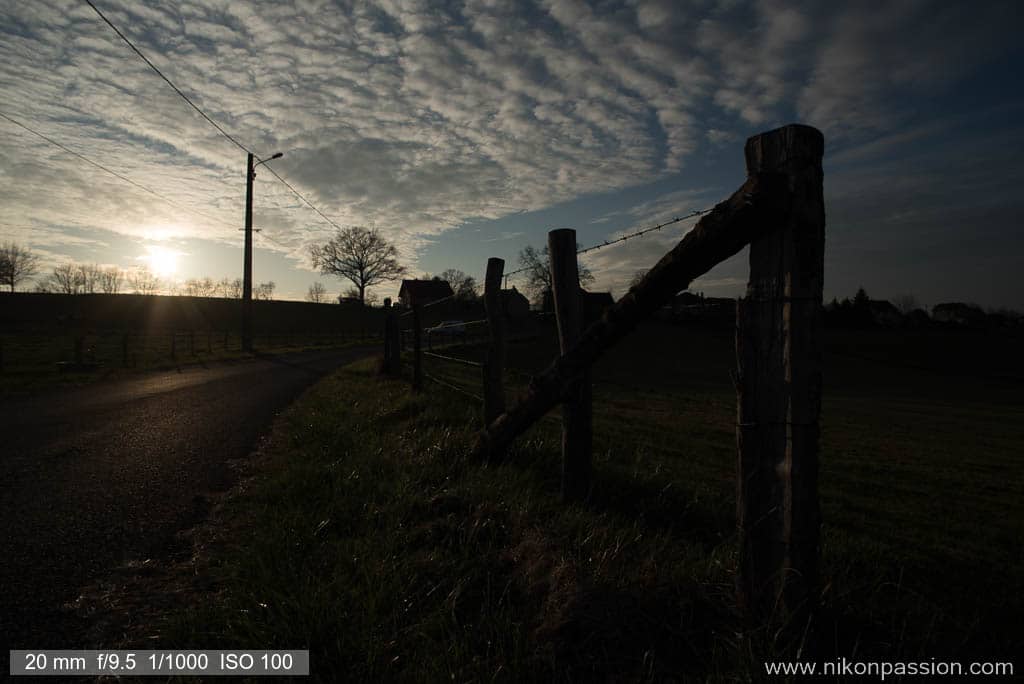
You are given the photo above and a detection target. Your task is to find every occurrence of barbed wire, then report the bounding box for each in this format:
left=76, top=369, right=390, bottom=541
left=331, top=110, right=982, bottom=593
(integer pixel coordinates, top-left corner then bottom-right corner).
left=502, top=207, right=711, bottom=280
left=423, top=351, right=484, bottom=368
left=423, top=371, right=483, bottom=402
left=398, top=293, right=456, bottom=318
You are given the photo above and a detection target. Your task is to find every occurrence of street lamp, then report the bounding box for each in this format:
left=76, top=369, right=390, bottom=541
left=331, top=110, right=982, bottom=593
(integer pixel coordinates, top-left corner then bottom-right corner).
left=242, top=151, right=283, bottom=352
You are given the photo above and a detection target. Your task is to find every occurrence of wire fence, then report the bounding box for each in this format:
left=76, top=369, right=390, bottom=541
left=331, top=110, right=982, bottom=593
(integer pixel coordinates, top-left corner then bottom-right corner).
left=377, top=123, right=828, bottom=628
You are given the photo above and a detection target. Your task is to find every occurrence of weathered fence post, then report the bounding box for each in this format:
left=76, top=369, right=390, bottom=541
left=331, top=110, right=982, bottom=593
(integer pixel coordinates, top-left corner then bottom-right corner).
left=412, top=303, right=423, bottom=392
left=483, top=257, right=507, bottom=432
left=736, top=124, right=825, bottom=630
left=189, top=330, right=195, bottom=356
left=383, top=297, right=402, bottom=375
left=549, top=229, right=593, bottom=502
left=207, top=331, right=212, bottom=354
left=383, top=298, right=392, bottom=369
left=170, top=331, right=176, bottom=359
left=122, top=332, right=129, bottom=367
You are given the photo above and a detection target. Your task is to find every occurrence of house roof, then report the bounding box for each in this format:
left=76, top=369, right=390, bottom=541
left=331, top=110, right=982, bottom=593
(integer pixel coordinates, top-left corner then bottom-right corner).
left=398, top=279, right=454, bottom=304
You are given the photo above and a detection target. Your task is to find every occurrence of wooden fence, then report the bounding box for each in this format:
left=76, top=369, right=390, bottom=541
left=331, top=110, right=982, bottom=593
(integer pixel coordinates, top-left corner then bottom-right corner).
left=382, top=124, right=825, bottom=628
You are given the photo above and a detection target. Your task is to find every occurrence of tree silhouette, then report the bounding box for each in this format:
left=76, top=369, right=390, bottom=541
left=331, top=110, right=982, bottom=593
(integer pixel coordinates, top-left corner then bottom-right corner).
left=128, top=267, right=160, bottom=295
left=517, top=243, right=594, bottom=302
left=307, top=282, right=327, bottom=303
left=438, top=268, right=478, bottom=299
left=0, top=241, right=40, bottom=292
left=310, top=226, right=406, bottom=305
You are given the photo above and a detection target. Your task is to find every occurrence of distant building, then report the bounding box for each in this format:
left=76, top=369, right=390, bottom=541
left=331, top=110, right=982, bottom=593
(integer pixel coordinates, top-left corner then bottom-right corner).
left=903, top=308, right=931, bottom=328
left=398, top=279, right=454, bottom=309
left=499, top=287, right=530, bottom=320
left=582, top=290, right=614, bottom=322
left=540, top=288, right=613, bottom=323
left=868, top=300, right=902, bottom=327
left=932, top=302, right=986, bottom=327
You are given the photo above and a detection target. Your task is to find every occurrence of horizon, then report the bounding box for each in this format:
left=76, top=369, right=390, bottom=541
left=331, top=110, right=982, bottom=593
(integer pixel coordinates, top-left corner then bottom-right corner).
left=2, top=1, right=1023, bottom=309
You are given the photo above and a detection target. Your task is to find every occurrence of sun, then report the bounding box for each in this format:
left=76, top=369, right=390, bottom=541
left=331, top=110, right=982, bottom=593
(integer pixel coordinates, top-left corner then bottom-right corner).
left=144, top=245, right=179, bottom=277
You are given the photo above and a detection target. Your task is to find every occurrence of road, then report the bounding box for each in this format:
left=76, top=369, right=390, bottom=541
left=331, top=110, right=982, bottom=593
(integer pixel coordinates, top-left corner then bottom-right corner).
left=0, top=347, right=372, bottom=649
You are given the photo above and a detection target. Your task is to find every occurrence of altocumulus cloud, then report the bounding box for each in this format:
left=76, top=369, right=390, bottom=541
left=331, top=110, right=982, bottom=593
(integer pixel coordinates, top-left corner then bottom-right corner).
left=0, top=0, right=1021, bottom=304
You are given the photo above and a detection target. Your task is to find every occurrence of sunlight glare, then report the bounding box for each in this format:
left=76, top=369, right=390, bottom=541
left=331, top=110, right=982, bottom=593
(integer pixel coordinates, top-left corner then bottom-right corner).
left=144, top=245, right=180, bottom=277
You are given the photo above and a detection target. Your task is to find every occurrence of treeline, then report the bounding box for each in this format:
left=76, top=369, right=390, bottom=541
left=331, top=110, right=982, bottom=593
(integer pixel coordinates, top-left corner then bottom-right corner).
left=825, top=288, right=1022, bottom=330
left=29, top=262, right=278, bottom=300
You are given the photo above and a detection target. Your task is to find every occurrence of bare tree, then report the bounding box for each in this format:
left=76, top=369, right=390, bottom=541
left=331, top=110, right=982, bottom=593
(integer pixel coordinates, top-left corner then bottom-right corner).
left=218, top=277, right=243, bottom=298
left=129, top=267, right=160, bottom=295
left=517, top=243, right=594, bottom=302
left=894, top=294, right=920, bottom=314
left=255, top=281, right=276, bottom=300
left=0, top=241, right=41, bottom=292
left=438, top=268, right=478, bottom=300
left=310, top=226, right=406, bottom=305
left=76, top=263, right=102, bottom=293
left=50, top=263, right=83, bottom=294
left=306, top=282, right=327, bottom=303
left=99, top=266, right=123, bottom=294
left=184, top=277, right=217, bottom=297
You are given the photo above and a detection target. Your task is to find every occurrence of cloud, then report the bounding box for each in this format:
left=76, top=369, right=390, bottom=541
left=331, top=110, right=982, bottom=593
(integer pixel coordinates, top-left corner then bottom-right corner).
left=0, top=0, right=1020, bottom=306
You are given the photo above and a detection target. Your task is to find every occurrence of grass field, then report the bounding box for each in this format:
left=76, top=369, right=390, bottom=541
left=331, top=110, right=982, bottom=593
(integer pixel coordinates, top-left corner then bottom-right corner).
left=0, top=328, right=379, bottom=394
left=152, top=322, right=1022, bottom=680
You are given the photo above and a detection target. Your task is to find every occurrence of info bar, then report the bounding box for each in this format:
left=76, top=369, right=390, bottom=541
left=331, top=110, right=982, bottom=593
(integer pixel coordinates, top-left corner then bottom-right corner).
left=10, top=650, right=309, bottom=676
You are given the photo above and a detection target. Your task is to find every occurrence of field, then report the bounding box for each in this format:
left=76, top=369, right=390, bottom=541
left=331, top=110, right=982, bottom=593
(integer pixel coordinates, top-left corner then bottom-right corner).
left=141, top=321, right=1023, bottom=680
left=0, top=292, right=383, bottom=392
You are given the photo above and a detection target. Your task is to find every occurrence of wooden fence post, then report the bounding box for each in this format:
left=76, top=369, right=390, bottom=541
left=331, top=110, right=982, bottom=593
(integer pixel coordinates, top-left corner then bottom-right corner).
left=383, top=298, right=393, bottom=370
left=736, top=124, right=825, bottom=630
left=189, top=330, right=195, bottom=356
left=412, top=303, right=423, bottom=392
left=549, top=229, right=593, bottom=502
left=170, top=331, right=176, bottom=359
left=122, top=332, right=129, bottom=367
left=483, top=257, right=506, bottom=431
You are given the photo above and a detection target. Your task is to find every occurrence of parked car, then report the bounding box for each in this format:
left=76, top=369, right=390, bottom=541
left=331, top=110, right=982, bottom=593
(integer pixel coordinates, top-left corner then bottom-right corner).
left=427, top=320, right=466, bottom=339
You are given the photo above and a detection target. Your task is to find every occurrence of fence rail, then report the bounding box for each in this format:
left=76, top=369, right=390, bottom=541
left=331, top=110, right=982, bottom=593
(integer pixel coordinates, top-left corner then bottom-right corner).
left=380, top=123, right=825, bottom=634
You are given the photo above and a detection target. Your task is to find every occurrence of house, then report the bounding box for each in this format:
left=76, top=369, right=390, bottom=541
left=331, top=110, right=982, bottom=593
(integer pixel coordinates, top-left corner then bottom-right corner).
left=903, top=308, right=931, bottom=328
left=868, top=300, right=902, bottom=327
left=499, top=287, right=530, bottom=320
left=398, top=279, right=454, bottom=309
left=540, top=288, right=614, bottom=323
left=932, top=302, right=986, bottom=327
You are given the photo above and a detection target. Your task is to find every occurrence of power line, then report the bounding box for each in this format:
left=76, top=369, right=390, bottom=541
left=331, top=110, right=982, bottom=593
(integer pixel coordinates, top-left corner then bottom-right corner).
left=83, top=0, right=348, bottom=235
left=261, top=165, right=344, bottom=232
left=83, top=0, right=253, bottom=157
left=0, top=109, right=233, bottom=230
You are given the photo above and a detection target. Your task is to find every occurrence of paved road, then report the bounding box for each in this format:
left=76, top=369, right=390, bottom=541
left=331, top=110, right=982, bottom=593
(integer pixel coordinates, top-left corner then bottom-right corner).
left=0, top=347, right=372, bottom=648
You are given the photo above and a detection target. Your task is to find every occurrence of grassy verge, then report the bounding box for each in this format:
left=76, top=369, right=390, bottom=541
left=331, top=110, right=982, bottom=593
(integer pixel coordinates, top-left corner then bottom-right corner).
left=155, top=324, right=1022, bottom=681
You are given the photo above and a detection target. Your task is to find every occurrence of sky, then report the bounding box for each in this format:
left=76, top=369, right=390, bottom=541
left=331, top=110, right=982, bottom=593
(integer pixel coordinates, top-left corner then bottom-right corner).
left=1, top=0, right=1022, bottom=309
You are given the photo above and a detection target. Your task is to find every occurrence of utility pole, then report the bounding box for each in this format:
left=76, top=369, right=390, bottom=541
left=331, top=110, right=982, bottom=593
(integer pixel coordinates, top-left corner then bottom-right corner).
left=242, top=152, right=254, bottom=352
left=241, top=151, right=282, bottom=353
